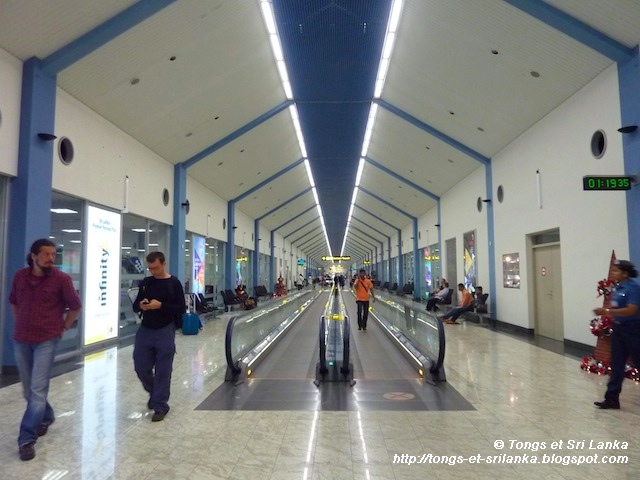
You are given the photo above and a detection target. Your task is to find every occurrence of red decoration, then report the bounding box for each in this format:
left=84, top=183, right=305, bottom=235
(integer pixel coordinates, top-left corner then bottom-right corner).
left=589, top=316, right=613, bottom=337
left=596, top=279, right=615, bottom=297
left=581, top=250, right=637, bottom=381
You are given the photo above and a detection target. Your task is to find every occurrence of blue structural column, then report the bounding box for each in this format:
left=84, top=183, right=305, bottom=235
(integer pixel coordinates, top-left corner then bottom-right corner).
left=226, top=202, right=236, bottom=289
left=618, top=48, right=640, bottom=266
left=2, top=58, right=57, bottom=369
left=269, top=230, right=275, bottom=293
left=253, top=219, right=260, bottom=288
left=397, top=229, right=403, bottom=287
left=412, top=219, right=421, bottom=300
left=484, top=164, right=497, bottom=314
left=169, top=163, right=187, bottom=285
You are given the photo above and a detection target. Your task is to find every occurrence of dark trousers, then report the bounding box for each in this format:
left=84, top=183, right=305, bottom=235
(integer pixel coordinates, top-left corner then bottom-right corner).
left=442, top=306, right=474, bottom=321
left=357, top=300, right=370, bottom=329
left=604, top=328, right=640, bottom=403
left=133, top=323, right=176, bottom=413
left=426, top=297, right=442, bottom=311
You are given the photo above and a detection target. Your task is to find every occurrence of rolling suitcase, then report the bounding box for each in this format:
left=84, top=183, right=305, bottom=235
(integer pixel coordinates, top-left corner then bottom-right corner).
left=182, top=294, right=200, bottom=335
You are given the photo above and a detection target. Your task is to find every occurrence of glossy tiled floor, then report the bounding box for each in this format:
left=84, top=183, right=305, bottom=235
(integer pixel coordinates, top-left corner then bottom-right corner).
left=1, top=313, right=639, bottom=479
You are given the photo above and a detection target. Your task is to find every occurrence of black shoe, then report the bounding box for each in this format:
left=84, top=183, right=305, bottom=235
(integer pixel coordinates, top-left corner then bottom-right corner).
left=152, top=411, right=166, bottom=422
left=594, top=400, right=620, bottom=409
left=19, top=443, right=36, bottom=461
left=358, top=327, right=362, bottom=330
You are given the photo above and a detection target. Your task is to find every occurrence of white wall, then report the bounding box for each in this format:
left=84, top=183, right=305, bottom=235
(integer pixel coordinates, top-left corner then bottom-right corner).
left=0, top=47, right=23, bottom=177
left=392, top=64, right=626, bottom=346
left=54, top=90, right=174, bottom=225
left=491, top=64, right=627, bottom=345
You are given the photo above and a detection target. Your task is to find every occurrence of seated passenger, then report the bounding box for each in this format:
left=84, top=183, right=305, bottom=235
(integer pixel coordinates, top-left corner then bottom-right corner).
left=440, top=284, right=475, bottom=324
left=426, top=281, right=450, bottom=311
left=275, top=276, right=286, bottom=297
left=473, top=286, right=488, bottom=314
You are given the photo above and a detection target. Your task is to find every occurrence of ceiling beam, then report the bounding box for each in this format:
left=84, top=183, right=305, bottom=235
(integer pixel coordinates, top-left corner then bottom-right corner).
left=374, top=99, right=490, bottom=166
left=42, top=0, right=177, bottom=75
left=183, top=102, right=294, bottom=169
left=503, top=0, right=633, bottom=62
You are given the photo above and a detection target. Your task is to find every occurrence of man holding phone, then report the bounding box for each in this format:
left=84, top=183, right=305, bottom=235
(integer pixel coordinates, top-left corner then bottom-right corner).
left=132, top=252, right=185, bottom=422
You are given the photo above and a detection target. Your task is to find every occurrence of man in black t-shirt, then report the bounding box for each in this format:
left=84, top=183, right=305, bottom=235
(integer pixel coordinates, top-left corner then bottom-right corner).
left=133, top=252, right=185, bottom=422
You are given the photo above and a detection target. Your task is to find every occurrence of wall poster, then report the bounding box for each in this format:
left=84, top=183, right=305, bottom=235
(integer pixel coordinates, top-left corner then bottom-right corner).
left=192, top=234, right=205, bottom=295
left=84, top=205, right=122, bottom=346
left=463, top=230, right=477, bottom=292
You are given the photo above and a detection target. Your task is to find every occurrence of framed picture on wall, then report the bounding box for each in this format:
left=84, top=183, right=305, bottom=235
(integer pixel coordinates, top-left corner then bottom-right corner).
left=503, top=253, right=520, bottom=288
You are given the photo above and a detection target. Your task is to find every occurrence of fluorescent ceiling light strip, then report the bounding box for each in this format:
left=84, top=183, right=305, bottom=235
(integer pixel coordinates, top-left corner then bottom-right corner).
left=276, top=60, right=289, bottom=82
left=355, top=158, right=364, bottom=186
left=388, top=0, right=403, bottom=32
left=351, top=187, right=358, bottom=205
left=261, top=1, right=277, bottom=34
left=305, top=159, right=316, bottom=187
left=270, top=35, right=283, bottom=61
left=312, top=187, right=319, bottom=204
left=382, top=32, right=395, bottom=58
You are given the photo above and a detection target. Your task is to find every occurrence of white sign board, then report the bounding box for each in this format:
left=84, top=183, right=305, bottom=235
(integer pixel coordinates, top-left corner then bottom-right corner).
left=84, top=206, right=122, bottom=346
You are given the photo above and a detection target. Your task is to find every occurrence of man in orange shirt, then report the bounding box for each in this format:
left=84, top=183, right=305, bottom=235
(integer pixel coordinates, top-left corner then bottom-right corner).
left=441, top=283, right=474, bottom=324
left=353, top=269, right=375, bottom=330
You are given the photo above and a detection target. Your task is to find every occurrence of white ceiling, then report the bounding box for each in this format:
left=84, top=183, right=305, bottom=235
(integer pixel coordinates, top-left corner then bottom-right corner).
left=1, top=0, right=638, bottom=261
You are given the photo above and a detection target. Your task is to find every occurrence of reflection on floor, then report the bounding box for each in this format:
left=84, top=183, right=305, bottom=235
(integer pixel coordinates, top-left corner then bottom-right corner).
left=1, top=314, right=639, bottom=479
left=198, top=378, right=474, bottom=412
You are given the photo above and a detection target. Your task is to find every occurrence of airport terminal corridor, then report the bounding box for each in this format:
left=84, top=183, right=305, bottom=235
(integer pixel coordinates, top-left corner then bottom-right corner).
left=1, top=288, right=638, bottom=479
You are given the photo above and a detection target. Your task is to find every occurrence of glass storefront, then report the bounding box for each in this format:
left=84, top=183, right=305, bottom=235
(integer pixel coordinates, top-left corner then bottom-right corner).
left=427, top=242, right=441, bottom=294
left=120, top=214, right=169, bottom=338
left=258, top=252, right=270, bottom=287
left=234, top=246, right=253, bottom=288
left=204, top=238, right=225, bottom=305
left=402, top=251, right=414, bottom=285
left=51, top=192, right=84, bottom=356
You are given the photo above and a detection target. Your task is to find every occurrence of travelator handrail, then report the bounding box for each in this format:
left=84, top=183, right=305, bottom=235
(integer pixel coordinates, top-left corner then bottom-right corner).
left=224, top=289, right=316, bottom=381
left=363, top=291, right=447, bottom=383
left=318, top=314, right=327, bottom=374
left=315, top=286, right=353, bottom=384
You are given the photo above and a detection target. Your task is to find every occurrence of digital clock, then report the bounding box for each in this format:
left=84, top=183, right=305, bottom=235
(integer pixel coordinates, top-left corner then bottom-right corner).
left=583, top=176, right=634, bottom=191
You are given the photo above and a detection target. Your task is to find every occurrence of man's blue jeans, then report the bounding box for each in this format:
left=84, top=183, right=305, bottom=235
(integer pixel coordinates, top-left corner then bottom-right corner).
left=14, top=338, right=58, bottom=446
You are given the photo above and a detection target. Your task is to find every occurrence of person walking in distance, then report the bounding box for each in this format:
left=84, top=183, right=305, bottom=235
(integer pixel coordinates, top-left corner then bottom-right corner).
left=354, top=269, right=375, bottom=330
left=133, top=251, right=186, bottom=422
left=9, top=239, right=82, bottom=461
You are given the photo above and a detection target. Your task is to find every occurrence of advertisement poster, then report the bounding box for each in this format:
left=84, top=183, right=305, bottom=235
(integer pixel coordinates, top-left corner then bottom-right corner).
left=84, top=206, right=121, bottom=346
left=192, top=234, right=205, bottom=295
left=463, top=230, right=477, bottom=292
left=423, top=247, right=432, bottom=292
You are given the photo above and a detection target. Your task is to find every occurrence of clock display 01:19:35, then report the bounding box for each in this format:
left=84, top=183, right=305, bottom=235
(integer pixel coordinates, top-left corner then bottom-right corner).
left=582, top=176, right=632, bottom=190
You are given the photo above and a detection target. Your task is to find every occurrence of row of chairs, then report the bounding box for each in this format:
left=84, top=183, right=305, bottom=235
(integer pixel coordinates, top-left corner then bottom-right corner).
left=253, top=285, right=272, bottom=298
left=220, top=289, right=244, bottom=311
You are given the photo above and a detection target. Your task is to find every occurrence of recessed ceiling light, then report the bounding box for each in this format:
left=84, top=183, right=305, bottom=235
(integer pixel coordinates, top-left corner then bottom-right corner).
left=449, top=111, right=455, bottom=115
left=530, top=71, right=540, bottom=78
left=240, top=149, right=244, bottom=153
left=130, top=78, right=140, bottom=85
left=61, top=229, right=81, bottom=233
left=218, top=162, right=224, bottom=166
left=51, top=208, right=77, bottom=214
left=491, top=49, right=499, bottom=55
left=448, top=159, right=454, bottom=163
left=477, top=127, right=484, bottom=132
left=185, top=132, right=192, bottom=137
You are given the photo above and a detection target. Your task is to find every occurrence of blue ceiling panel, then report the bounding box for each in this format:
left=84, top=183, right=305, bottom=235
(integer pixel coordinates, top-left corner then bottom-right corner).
left=273, top=0, right=391, bottom=252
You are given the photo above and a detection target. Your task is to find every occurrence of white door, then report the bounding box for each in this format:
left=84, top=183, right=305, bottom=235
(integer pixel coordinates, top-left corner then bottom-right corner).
left=533, top=244, right=564, bottom=340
